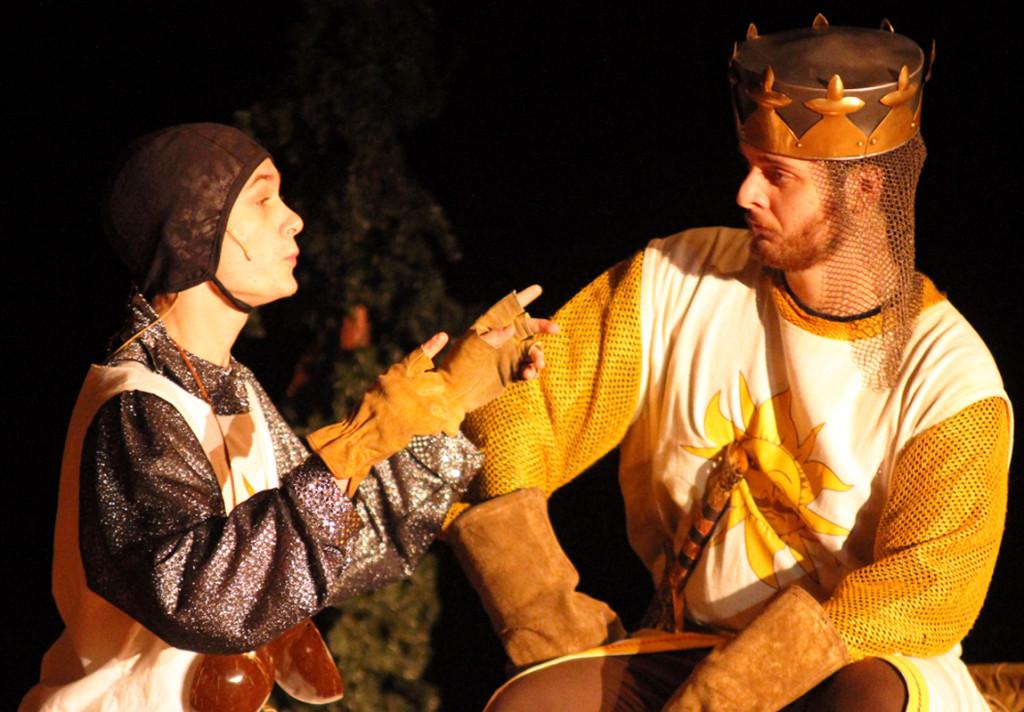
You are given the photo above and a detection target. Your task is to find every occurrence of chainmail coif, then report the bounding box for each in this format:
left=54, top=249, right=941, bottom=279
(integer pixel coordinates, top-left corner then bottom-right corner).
left=810, top=134, right=928, bottom=389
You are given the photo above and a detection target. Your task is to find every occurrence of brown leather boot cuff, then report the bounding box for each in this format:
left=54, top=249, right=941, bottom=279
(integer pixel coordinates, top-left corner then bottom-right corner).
left=448, top=488, right=625, bottom=667
left=664, top=585, right=850, bottom=711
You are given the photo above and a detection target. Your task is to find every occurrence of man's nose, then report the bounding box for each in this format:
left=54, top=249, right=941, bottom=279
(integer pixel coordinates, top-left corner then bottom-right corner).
left=736, top=170, right=767, bottom=211
left=284, top=209, right=304, bottom=238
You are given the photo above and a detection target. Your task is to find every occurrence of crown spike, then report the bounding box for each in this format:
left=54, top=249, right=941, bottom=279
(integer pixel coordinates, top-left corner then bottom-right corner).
left=805, top=73, right=864, bottom=117
left=926, top=39, right=936, bottom=82
left=897, top=65, right=909, bottom=91
left=746, top=65, right=791, bottom=110
left=881, top=18, right=895, bottom=32
left=880, top=66, right=917, bottom=108
left=746, top=23, right=759, bottom=40
left=827, top=74, right=844, bottom=100
left=812, top=13, right=829, bottom=30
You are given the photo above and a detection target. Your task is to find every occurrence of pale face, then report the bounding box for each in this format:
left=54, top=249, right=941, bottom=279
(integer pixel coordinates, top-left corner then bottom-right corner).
left=736, top=144, right=832, bottom=272
left=216, top=158, right=304, bottom=307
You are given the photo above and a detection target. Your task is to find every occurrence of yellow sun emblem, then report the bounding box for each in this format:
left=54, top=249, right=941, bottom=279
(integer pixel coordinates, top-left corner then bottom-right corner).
left=683, top=374, right=851, bottom=589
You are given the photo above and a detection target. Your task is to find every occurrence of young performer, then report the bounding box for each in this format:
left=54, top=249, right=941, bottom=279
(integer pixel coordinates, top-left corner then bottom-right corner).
left=22, top=123, right=555, bottom=711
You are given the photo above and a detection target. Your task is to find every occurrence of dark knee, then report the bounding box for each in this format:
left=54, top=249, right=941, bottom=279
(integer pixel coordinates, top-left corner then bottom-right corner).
left=801, top=658, right=907, bottom=712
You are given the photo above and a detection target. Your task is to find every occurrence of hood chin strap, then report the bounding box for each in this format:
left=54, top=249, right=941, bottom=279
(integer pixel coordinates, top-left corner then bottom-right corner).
left=210, top=276, right=255, bottom=314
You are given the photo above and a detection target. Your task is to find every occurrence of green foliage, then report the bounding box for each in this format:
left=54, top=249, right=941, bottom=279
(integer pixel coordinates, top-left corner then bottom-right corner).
left=237, top=0, right=466, bottom=430
left=237, top=1, right=465, bottom=709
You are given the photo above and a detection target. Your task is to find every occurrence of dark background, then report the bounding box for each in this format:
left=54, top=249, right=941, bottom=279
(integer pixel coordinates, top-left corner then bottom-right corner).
left=8, top=1, right=1018, bottom=708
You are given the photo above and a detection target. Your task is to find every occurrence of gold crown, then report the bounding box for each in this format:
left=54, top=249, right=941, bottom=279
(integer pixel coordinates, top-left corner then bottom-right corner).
left=730, top=14, right=933, bottom=159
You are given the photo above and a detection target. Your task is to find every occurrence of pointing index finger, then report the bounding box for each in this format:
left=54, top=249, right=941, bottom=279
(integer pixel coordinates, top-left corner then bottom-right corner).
left=515, top=284, right=543, bottom=310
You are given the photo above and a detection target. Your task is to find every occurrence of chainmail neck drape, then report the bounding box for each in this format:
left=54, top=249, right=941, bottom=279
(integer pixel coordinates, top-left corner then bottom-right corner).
left=808, top=134, right=927, bottom=389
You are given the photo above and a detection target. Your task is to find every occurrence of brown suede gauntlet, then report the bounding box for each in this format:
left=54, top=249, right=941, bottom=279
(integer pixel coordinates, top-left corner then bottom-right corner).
left=309, top=292, right=540, bottom=497
left=663, top=586, right=850, bottom=712
left=308, top=348, right=464, bottom=497
left=439, top=291, right=539, bottom=414
left=448, top=488, right=625, bottom=668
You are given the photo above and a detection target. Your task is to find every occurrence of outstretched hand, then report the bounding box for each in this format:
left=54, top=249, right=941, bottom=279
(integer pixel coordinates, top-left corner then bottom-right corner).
left=417, top=285, right=559, bottom=415
left=475, top=285, right=559, bottom=380
left=419, top=285, right=558, bottom=381
left=310, top=286, right=558, bottom=495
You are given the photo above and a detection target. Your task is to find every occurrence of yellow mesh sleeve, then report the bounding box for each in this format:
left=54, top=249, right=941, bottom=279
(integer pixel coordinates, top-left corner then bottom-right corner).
left=452, top=252, right=644, bottom=517
left=823, top=397, right=1011, bottom=660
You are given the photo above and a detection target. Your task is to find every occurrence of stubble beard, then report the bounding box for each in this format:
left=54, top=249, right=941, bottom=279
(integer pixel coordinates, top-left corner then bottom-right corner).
left=747, top=212, right=834, bottom=272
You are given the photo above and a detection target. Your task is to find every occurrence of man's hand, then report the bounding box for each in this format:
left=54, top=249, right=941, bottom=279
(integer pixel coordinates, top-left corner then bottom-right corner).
left=435, top=285, right=559, bottom=413
left=309, top=286, right=558, bottom=496
left=475, top=284, right=558, bottom=381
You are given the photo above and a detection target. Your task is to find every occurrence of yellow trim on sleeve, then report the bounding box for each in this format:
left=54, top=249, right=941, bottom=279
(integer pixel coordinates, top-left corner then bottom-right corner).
left=878, top=655, right=929, bottom=712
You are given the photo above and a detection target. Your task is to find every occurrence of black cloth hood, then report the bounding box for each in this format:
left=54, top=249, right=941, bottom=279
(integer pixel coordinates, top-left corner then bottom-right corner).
left=104, top=123, right=270, bottom=309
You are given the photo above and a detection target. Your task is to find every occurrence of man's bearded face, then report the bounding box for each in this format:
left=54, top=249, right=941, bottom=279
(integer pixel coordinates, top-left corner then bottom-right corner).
left=736, top=144, right=833, bottom=272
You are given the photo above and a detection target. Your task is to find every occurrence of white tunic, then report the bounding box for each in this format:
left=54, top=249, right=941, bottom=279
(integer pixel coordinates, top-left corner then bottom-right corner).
left=23, top=361, right=281, bottom=711
left=618, top=228, right=1009, bottom=709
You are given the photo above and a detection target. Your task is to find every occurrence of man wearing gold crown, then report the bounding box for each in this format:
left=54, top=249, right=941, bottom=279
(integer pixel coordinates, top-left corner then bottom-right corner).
left=445, top=16, right=1013, bottom=712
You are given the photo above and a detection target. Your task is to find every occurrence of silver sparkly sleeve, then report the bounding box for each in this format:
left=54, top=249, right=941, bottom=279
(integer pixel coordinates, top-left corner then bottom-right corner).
left=328, top=432, right=482, bottom=603
left=79, top=392, right=364, bottom=655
